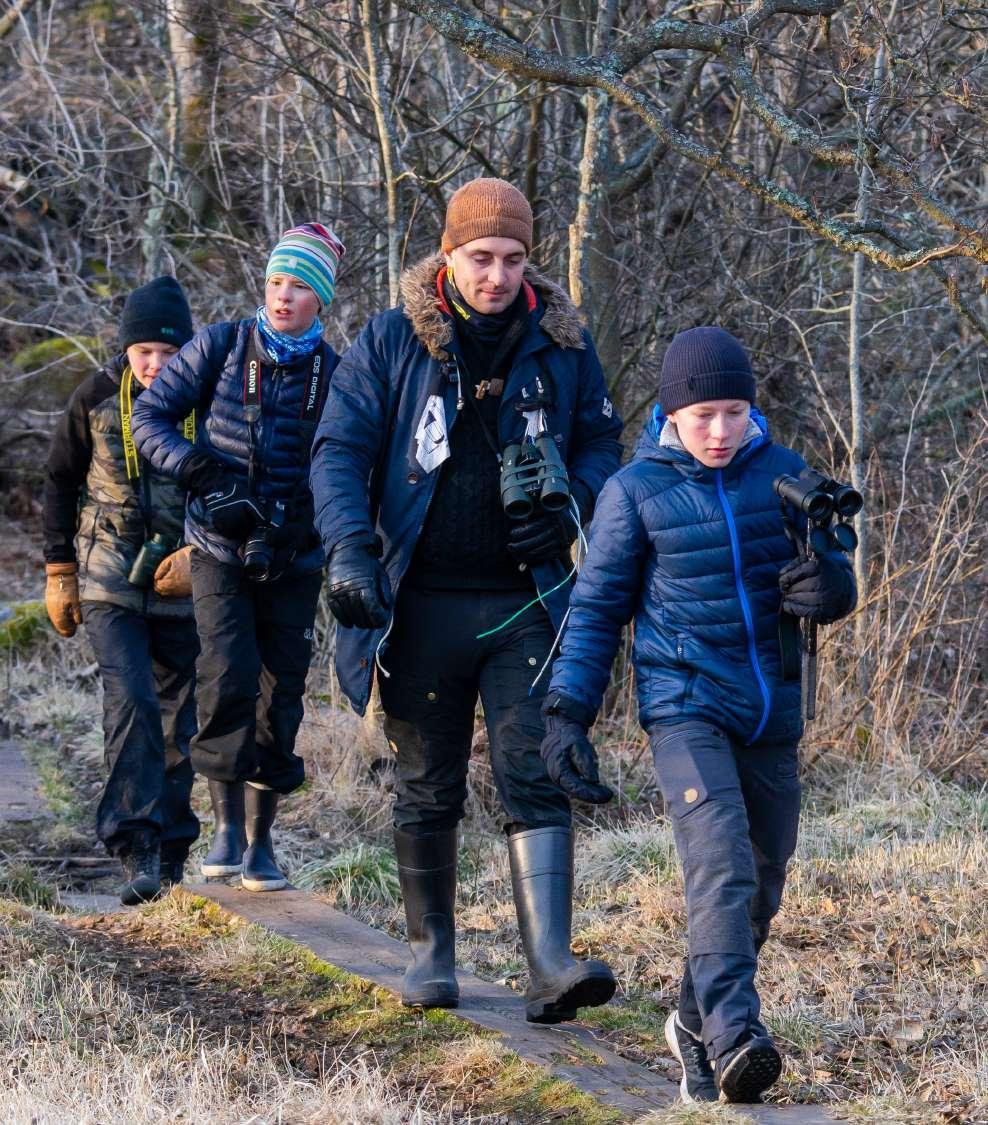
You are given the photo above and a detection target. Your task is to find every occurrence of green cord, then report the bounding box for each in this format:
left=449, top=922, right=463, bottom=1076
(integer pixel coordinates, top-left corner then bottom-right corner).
left=475, top=568, right=576, bottom=639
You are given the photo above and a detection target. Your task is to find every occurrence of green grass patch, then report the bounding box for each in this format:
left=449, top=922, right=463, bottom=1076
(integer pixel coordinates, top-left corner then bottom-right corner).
left=0, top=602, right=48, bottom=652
left=0, top=863, right=57, bottom=909
left=579, top=997, right=669, bottom=1050
left=294, top=842, right=400, bottom=907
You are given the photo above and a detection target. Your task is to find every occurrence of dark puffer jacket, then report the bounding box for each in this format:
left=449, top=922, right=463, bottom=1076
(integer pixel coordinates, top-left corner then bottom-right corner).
left=131, top=319, right=338, bottom=571
left=310, top=254, right=624, bottom=715
left=43, top=354, right=192, bottom=617
left=548, top=409, right=855, bottom=746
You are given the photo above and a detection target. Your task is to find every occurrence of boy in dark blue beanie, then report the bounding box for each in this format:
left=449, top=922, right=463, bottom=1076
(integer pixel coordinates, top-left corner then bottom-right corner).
left=44, top=275, right=199, bottom=906
left=541, top=327, right=856, bottom=1103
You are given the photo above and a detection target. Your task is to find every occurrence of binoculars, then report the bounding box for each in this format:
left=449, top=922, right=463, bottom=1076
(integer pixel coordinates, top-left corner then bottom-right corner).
left=128, top=533, right=177, bottom=589
left=242, top=500, right=287, bottom=582
left=500, top=433, right=570, bottom=519
left=773, top=467, right=862, bottom=723
left=773, top=469, right=863, bottom=554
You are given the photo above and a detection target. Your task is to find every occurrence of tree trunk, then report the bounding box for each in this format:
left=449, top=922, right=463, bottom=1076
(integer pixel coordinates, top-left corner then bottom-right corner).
left=362, top=0, right=406, bottom=306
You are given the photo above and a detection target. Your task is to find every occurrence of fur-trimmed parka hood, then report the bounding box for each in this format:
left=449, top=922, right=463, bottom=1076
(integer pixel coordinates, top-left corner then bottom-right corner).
left=398, top=252, right=585, bottom=361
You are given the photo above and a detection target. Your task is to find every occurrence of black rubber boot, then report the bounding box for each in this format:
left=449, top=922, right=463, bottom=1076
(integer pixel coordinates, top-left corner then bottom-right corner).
left=241, top=784, right=288, bottom=892
left=394, top=827, right=459, bottom=1009
left=119, top=831, right=162, bottom=906
left=508, top=826, right=616, bottom=1024
left=160, top=850, right=187, bottom=888
left=201, top=779, right=248, bottom=877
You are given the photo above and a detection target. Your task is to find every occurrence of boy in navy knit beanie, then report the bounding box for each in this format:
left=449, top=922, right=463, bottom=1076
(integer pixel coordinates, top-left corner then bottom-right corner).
left=541, top=327, right=856, bottom=1103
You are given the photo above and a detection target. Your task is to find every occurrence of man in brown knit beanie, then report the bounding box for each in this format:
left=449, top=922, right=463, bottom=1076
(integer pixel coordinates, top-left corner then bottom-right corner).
left=311, top=176, right=623, bottom=1023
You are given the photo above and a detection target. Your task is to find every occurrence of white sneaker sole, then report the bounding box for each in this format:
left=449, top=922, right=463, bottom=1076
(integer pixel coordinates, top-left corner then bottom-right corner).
left=241, top=875, right=289, bottom=892
left=664, top=1010, right=696, bottom=1105
left=201, top=862, right=243, bottom=876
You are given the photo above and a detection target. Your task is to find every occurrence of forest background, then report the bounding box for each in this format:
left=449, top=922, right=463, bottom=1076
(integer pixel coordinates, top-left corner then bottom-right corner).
left=0, top=1, right=986, bottom=1121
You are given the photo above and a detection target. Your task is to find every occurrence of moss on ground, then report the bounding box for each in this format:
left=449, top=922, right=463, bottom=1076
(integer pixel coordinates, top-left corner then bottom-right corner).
left=146, top=890, right=622, bottom=1123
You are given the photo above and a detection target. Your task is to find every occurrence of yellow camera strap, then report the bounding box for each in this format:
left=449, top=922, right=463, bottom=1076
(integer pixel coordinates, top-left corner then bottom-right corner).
left=120, top=365, right=195, bottom=481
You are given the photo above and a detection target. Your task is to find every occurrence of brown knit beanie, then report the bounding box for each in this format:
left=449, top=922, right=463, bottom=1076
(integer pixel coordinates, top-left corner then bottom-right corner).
left=441, top=178, right=533, bottom=253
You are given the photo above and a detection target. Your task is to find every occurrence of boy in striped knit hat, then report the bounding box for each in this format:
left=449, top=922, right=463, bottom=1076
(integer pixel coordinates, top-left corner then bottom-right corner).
left=132, top=222, right=345, bottom=892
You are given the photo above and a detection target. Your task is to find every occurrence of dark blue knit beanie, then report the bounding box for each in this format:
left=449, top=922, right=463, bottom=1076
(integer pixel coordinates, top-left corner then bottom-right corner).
left=658, top=326, right=756, bottom=413
left=119, top=275, right=194, bottom=350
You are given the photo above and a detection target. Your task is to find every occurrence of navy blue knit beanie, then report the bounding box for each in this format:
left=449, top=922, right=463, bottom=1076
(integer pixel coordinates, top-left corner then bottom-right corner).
left=658, top=327, right=756, bottom=413
left=119, top=276, right=194, bottom=350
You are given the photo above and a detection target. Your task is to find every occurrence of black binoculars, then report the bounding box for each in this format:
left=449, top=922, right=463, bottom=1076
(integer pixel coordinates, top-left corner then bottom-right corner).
left=773, top=467, right=862, bottom=722
left=773, top=469, right=863, bottom=553
left=128, top=533, right=177, bottom=589
left=500, top=433, right=570, bottom=519
left=242, top=500, right=287, bottom=582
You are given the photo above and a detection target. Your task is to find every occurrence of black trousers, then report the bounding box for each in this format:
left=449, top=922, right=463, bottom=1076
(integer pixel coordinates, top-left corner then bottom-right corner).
left=378, top=586, right=571, bottom=834
left=189, top=549, right=321, bottom=793
left=649, top=719, right=801, bottom=1061
left=82, top=601, right=200, bottom=859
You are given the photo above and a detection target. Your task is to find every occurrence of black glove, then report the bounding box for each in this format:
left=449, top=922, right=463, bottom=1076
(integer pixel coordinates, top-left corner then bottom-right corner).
left=202, top=479, right=268, bottom=539
left=779, top=554, right=855, bottom=625
left=178, top=450, right=232, bottom=496
left=506, top=509, right=577, bottom=565
left=540, top=695, right=613, bottom=804
left=326, top=538, right=392, bottom=629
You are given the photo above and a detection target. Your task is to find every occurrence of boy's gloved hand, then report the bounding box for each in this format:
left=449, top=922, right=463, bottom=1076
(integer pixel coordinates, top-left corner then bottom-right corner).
left=326, top=537, right=392, bottom=629
left=540, top=694, right=613, bottom=804
left=779, top=554, right=855, bottom=625
left=203, top=480, right=267, bottom=539
left=153, top=545, right=193, bottom=598
left=45, top=562, right=83, bottom=638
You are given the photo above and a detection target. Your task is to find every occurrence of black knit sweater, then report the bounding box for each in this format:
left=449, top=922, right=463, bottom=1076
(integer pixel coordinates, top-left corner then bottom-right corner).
left=404, top=295, right=530, bottom=591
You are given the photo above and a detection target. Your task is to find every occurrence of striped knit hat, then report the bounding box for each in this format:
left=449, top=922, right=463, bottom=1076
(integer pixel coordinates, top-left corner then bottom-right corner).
left=265, top=222, right=346, bottom=310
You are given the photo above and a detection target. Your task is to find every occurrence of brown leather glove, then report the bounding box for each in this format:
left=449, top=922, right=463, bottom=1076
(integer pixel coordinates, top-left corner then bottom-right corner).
left=153, top=545, right=193, bottom=598
left=45, top=562, right=83, bottom=638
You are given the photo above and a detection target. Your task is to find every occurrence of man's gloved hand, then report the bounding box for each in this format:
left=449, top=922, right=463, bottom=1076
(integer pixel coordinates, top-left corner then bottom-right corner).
left=779, top=553, right=855, bottom=625
left=178, top=450, right=233, bottom=496
left=506, top=509, right=577, bottom=565
left=45, top=562, right=83, bottom=638
left=153, top=545, right=194, bottom=598
left=540, top=694, right=613, bottom=804
left=203, top=479, right=267, bottom=539
left=326, top=538, right=392, bottom=629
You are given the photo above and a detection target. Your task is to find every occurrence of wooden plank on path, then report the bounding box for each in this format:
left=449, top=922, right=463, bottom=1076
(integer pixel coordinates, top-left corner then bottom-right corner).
left=192, top=882, right=838, bottom=1123
left=0, top=740, right=51, bottom=823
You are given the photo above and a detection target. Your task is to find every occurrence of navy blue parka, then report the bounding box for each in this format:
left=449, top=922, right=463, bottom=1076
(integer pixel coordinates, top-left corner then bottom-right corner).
left=132, top=319, right=338, bottom=571
left=548, top=409, right=855, bottom=746
left=310, top=254, right=624, bottom=714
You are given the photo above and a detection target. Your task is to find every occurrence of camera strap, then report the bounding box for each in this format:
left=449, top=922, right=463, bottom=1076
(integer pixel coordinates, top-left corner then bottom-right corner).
left=120, top=365, right=195, bottom=482
left=242, top=334, right=328, bottom=495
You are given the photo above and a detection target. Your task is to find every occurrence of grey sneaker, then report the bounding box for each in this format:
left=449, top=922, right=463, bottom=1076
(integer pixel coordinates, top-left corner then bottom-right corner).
left=664, top=1010, right=718, bottom=1103
left=714, top=1033, right=782, bottom=1103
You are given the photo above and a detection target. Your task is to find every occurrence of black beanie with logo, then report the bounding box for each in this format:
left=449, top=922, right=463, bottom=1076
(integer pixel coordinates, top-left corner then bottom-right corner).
left=119, top=275, right=194, bottom=351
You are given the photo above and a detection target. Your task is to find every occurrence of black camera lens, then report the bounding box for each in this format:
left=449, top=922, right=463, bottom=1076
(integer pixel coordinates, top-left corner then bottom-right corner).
left=242, top=533, right=274, bottom=581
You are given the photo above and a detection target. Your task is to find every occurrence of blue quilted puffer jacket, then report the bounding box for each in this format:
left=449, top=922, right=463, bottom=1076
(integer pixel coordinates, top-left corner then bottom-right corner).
left=549, top=408, right=854, bottom=746
left=132, top=319, right=338, bottom=570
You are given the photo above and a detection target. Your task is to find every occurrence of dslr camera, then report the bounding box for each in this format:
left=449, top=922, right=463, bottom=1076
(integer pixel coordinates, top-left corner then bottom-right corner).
left=242, top=500, right=288, bottom=582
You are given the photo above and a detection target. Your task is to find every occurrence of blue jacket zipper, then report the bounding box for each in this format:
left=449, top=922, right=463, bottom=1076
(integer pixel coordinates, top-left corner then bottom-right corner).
left=715, top=469, right=771, bottom=743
